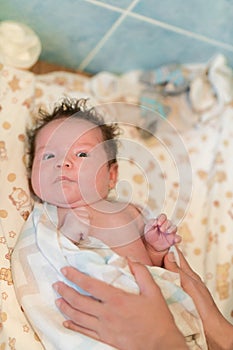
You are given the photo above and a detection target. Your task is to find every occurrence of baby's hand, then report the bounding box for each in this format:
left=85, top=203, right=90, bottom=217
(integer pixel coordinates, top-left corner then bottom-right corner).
left=144, top=213, right=181, bottom=252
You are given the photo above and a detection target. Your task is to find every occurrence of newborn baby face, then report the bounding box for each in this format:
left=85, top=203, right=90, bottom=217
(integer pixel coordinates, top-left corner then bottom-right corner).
left=31, top=117, right=117, bottom=208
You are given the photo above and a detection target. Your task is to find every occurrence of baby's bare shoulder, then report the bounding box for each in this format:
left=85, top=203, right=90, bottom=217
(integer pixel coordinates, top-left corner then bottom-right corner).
left=107, top=200, right=140, bottom=216
left=108, top=201, right=144, bottom=231
left=124, top=202, right=142, bottom=218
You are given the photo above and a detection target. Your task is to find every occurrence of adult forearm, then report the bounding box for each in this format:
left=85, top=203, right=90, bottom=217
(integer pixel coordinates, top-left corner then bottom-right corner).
left=205, top=316, right=233, bottom=350
left=155, top=332, right=188, bottom=350
left=164, top=250, right=233, bottom=350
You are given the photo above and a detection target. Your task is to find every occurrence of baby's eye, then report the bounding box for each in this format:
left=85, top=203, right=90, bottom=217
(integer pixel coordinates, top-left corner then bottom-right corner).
left=42, top=153, right=55, bottom=160
left=76, top=152, right=89, bottom=158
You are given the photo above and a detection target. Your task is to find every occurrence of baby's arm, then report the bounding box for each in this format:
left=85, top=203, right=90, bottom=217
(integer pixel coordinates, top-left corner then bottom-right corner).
left=143, top=214, right=181, bottom=267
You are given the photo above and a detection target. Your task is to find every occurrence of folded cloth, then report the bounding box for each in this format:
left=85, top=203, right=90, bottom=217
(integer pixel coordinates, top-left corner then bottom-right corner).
left=139, top=63, right=189, bottom=96
left=0, top=21, right=41, bottom=69
left=12, top=202, right=207, bottom=350
left=189, top=54, right=233, bottom=122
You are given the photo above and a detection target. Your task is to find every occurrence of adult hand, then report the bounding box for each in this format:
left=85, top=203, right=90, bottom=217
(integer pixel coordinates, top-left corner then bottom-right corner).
left=53, top=260, right=187, bottom=350
left=164, top=249, right=233, bottom=350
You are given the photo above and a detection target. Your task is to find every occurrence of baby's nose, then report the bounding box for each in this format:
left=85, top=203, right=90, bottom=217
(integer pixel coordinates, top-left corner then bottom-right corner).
left=56, top=159, right=72, bottom=168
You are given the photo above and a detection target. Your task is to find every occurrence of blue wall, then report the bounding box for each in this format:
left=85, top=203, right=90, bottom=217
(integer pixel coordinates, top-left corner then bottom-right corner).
left=1, top=0, right=233, bottom=74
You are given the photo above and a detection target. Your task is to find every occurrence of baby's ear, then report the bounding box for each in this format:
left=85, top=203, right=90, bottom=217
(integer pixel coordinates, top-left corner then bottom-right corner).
left=109, top=162, right=118, bottom=189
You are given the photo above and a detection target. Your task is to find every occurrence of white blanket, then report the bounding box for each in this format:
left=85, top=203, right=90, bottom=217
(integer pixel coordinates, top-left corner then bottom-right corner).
left=12, top=202, right=207, bottom=350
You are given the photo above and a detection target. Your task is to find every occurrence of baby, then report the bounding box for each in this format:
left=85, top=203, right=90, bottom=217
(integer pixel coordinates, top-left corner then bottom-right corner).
left=28, top=97, right=180, bottom=266
left=12, top=98, right=201, bottom=350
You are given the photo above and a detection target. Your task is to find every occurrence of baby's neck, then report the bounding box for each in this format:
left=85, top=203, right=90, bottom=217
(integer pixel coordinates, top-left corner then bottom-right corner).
left=56, top=198, right=111, bottom=227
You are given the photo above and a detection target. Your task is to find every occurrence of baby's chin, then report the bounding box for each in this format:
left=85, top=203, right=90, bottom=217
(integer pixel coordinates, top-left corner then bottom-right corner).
left=43, top=193, right=107, bottom=209
left=45, top=197, right=92, bottom=209
left=47, top=200, right=84, bottom=209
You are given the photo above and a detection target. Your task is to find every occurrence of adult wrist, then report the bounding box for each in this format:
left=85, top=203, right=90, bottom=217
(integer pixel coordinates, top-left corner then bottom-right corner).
left=205, top=314, right=233, bottom=350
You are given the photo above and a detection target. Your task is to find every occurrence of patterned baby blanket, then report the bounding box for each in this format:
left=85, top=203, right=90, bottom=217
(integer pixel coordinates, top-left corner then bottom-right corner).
left=11, top=202, right=207, bottom=349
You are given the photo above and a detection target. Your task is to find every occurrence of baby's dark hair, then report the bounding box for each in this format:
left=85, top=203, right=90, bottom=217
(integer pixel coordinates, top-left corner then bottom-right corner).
left=27, top=98, right=120, bottom=173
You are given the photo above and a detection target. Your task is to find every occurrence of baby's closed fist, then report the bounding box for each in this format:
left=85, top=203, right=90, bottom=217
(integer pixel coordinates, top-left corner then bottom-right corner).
left=144, top=213, right=181, bottom=252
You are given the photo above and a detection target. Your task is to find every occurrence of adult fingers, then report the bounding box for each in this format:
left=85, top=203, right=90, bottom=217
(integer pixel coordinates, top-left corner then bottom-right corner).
left=128, top=259, right=162, bottom=297
left=63, top=319, right=100, bottom=341
left=60, top=267, right=123, bottom=302
left=176, top=248, right=203, bottom=282
left=164, top=248, right=201, bottom=282
left=55, top=297, right=99, bottom=331
left=53, top=281, right=101, bottom=316
left=164, top=249, right=205, bottom=304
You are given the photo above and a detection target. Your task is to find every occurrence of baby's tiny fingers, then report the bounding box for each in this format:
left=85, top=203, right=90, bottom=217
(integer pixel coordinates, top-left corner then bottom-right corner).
left=174, top=235, right=182, bottom=244
left=164, top=234, right=182, bottom=248
left=159, top=219, right=172, bottom=233
left=144, top=218, right=157, bottom=233
left=156, top=213, right=167, bottom=226
left=166, top=224, right=177, bottom=234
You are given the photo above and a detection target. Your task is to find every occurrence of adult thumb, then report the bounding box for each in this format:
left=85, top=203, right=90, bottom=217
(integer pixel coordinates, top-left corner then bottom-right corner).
left=164, top=250, right=202, bottom=297
left=127, top=258, right=161, bottom=296
left=164, top=251, right=180, bottom=273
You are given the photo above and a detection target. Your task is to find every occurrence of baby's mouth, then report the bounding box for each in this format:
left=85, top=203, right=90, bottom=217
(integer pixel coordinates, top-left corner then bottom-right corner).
left=55, top=175, right=73, bottom=183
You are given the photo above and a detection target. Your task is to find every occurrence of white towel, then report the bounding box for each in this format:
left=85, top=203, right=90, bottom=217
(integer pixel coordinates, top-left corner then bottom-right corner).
left=12, top=202, right=207, bottom=350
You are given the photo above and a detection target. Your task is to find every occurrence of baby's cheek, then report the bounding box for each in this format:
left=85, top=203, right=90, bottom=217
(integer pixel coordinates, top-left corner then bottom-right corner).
left=31, top=166, right=45, bottom=198
left=31, top=177, right=42, bottom=198
left=31, top=169, right=39, bottom=193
